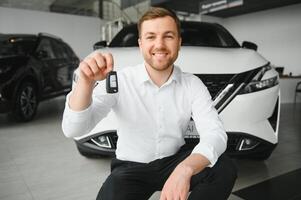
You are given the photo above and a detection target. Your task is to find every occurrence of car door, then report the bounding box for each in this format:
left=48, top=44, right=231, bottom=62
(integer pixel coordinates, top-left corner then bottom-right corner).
left=50, top=39, right=77, bottom=91
left=35, top=37, right=57, bottom=96
left=59, top=42, right=79, bottom=89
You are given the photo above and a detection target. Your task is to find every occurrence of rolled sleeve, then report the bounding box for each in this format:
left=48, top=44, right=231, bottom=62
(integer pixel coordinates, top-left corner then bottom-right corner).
left=62, top=81, right=118, bottom=138
left=192, top=141, right=218, bottom=167
left=190, top=75, right=227, bottom=167
left=62, top=92, right=93, bottom=138
left=191, top=131, right=227, bottom=167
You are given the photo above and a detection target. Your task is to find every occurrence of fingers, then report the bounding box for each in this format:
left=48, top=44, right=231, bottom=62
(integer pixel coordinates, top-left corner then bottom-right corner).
left=79, top=51, right=114, bottom=81
left=85, top=56, right=101, bottom=75
left=79, top=61, right=93, bottom=79
left=160, top=188, right=189, bottom=200
left=102, top=53, right=114, bottom=73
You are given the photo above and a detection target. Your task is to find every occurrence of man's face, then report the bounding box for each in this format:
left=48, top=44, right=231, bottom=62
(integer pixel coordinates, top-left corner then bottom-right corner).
left=138, top=16, right=181, bottom=72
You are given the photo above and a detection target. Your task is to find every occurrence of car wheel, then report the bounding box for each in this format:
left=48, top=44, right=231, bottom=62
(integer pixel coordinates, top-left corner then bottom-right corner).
left=13, top=82, right=39, bottom=122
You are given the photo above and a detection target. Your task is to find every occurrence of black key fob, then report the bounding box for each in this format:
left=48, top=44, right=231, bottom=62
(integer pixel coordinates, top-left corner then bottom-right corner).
left=106, top=71, right=118, bottom=93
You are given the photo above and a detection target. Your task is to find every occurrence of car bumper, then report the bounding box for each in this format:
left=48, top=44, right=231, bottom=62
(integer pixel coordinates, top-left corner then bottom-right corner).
left=220, top=84, right=280, bottom=144
left=225, top=132, right=277, bottom=159
left=75, top=140, right=116, bottom=157
left=74, top=85, right=280, bottom=159
left=75, top=130, right=118, bottom=157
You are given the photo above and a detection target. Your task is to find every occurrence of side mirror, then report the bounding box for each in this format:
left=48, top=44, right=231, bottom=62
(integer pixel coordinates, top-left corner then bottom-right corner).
left=36, top=50, right=48, bottom=59
left=242, top=41, right=258, bottom=51
left=93, top=41, right=107, bottom=50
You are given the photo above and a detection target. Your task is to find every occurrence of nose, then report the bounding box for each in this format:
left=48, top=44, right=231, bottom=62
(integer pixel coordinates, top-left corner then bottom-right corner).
left=154, top=37, right=165, bottom=48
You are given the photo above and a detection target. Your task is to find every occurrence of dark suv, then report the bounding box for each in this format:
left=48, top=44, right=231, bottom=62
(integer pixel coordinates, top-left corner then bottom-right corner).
left=0, top=33, right=79, bottom=122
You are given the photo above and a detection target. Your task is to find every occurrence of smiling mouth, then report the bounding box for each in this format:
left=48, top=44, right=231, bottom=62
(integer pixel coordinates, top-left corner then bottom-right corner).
left=152, top=52, right=168, bottom=57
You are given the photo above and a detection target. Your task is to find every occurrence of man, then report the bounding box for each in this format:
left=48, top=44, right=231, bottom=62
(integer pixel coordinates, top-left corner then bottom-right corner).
left=62, top=7, right=237, bottom=200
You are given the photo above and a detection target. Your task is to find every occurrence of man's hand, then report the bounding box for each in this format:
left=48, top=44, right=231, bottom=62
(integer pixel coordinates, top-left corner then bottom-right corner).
left=160, top=154, right=210, bottom=200
left=69, top=51, right=114, bottom=111
left=159, top=164, right=192, bottom=200
left=79, top=51, right=114, bottom=84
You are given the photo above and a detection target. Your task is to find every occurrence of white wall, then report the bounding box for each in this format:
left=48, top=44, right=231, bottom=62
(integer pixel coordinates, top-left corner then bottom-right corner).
left=223, top=3, right=301, bottom=76
left=0, top=7, right=106, bottom=59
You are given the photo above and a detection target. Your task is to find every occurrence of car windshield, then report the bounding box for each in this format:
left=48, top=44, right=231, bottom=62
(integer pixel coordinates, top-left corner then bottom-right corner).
left=109, top=22, right=240, bottom=48
left=0, top=36, right=36, bottom=57
left=180, top=22, right=240, bottom=47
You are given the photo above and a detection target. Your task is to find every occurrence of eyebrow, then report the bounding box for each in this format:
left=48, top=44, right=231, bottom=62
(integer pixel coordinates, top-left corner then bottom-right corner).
left=144, top=31, right=177, bottom=36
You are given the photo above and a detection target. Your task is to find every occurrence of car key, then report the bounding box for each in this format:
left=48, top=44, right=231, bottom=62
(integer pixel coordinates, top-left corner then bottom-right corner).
left=106, top=71, right=118, bottom=93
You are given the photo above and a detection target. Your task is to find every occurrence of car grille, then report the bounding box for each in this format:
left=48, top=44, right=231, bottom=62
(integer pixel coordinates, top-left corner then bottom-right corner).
left=194, top=74, right=235, bottom=98
left=110, top=133, right=118, bottom=148
left=226, top=134, right=242, bottom=152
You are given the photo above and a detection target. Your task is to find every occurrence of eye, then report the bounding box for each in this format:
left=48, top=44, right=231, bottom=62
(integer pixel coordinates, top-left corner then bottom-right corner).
left=165, top=35, right=174, bottom=39
left=146, top=36, right=155, bottom=40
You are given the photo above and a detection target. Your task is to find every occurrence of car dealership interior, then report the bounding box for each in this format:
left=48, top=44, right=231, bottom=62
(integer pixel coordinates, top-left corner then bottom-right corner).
left=0, top=0, right=301, bottom=200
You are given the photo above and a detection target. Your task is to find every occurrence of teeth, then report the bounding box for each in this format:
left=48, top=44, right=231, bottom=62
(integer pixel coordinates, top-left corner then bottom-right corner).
left=154, top=53, right=166, bottom=58
left=153, top=53, right=167, bottom=55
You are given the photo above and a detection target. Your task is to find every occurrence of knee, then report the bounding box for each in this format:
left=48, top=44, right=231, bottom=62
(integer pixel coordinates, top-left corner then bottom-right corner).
left=216, top=154, right=238, bottom=185
left=97, top=172, right=128, bottom=199
left=106, top=171, right=128, bottom=191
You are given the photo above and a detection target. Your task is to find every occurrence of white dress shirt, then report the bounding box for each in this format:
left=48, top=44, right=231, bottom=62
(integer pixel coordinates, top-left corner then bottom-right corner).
left=62, top=64, right=227, bottom=167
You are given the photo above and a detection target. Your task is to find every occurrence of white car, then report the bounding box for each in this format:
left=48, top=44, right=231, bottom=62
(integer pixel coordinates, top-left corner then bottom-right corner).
left=73, top=21, right=280, bottom=160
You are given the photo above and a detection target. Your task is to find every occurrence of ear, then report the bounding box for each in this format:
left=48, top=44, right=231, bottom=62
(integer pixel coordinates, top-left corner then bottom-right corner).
left=138, top=38, right=142, bottom=51
left=178, top=37, right=182, bottom=51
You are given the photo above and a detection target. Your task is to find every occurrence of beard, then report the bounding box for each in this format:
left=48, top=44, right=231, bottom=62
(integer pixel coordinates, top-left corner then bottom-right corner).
left=144, top=48, right=178, bottom=72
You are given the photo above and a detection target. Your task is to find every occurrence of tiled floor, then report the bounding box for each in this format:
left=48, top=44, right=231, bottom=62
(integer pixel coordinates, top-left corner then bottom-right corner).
left=0, top=97, right=300, bottom=200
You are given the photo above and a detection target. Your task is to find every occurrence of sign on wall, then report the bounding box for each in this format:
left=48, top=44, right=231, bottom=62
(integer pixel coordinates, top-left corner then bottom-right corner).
left=200, top=0, right=243, bottom=14
left=151, top=0, right=200, bottom=13
left=121, top=0, right=147, bottom=9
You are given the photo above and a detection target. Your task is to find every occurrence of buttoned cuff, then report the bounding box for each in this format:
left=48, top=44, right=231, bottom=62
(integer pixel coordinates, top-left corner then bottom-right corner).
left=191, top=141, right=219, bottom=167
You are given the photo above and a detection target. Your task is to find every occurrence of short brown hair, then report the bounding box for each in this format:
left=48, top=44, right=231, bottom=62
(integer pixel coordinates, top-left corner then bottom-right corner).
left=137, top=7, right=181, bottom=38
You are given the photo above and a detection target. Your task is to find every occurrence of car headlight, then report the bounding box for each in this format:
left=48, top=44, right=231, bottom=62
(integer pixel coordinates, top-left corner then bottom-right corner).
left=240, top=65, right=279, bottom=94
left=91, top=135, right=112, bottom=148
left=238, top=137, right=260, bottom=151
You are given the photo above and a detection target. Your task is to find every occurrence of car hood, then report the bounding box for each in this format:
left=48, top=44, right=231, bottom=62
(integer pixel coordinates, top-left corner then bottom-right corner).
left=99, top=46, right=268, bottom=74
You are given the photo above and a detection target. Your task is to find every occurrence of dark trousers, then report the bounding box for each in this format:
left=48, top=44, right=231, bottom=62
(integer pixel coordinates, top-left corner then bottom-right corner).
left=97, top=145, right=237, bottom=200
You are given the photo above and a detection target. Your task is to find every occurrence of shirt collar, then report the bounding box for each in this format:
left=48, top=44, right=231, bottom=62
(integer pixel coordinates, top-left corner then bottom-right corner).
left=137, top=63, right=182, bottom=85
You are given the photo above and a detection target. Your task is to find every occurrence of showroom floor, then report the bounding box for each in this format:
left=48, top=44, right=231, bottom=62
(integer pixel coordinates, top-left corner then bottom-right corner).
left=0, top=96, right=300, bottom=200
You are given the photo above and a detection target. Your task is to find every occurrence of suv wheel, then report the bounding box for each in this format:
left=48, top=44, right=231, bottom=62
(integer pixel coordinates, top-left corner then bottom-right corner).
left=13, top=82, right=39, bottom=122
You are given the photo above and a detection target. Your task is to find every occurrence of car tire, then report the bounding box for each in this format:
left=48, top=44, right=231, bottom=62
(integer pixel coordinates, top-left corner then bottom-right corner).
left=12, top=82, right=39, bottom=122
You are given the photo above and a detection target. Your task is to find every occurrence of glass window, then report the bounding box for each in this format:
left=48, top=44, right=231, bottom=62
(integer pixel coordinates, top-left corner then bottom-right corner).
left=109, top=25, right=138, bottom=47
left=62, top=43, right=77, bottom=58
left=181, top=23, right=240, bottom=47
left=181, top=28, right=221, bottom=46
left=120, top=33, right=138, bottom=47
left=36, top=38, right=55, bottom=59
left=109, top=22, right=240, bottom=48
left=51, top=40, right=69, bottom=59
